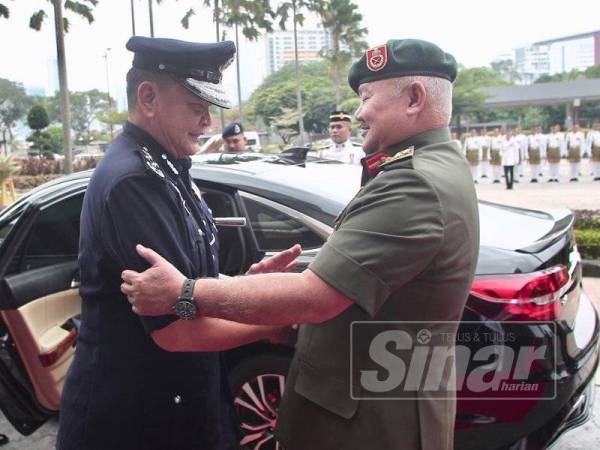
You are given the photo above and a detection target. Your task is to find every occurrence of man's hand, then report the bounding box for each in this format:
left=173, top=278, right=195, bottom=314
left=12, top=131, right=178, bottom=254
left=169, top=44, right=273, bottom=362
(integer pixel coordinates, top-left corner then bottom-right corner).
left=121, top=244, right=185, bottom=316
left=246, top=244, right=302, bottom=275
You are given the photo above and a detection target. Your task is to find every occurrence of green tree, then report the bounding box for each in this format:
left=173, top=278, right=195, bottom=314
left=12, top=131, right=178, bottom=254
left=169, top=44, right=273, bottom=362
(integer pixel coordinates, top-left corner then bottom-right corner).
left=97, top=108, right=128, bottom=130
left=0, top=78, right=31, bottom=145
left=27, top=104, right=52, bottom=156
left=47, top=124, right=66, bottom=154
left=1, top=1, right=100, bottom=172
left=274, top=0, right=325, bottom=144
left=312, top=0, right=367, bottom=108
left=70, top=89, right=112, bottom=141
left=452, top=66, right=508, bottom=135
left=177, top=1, right=274, bottom=121
left=250, top=60, right=356, bottom=135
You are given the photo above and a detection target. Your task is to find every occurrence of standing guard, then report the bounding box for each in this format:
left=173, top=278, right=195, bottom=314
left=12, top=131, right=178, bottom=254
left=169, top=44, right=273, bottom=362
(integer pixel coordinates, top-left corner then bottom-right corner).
left=490, top=128, right=504, bottom=184
left=463, top=130, right=481, bottom=183
left=566, top=124, right=586, bottom=182
left=526, top=126, right=545, bottom=183
left=480, top=130, right=491, bottom=178
left=587, top=121, right=600, bottom=180
left=514, top=127, right=527, bottom=182
left=546, top=124, right=566, bottom=182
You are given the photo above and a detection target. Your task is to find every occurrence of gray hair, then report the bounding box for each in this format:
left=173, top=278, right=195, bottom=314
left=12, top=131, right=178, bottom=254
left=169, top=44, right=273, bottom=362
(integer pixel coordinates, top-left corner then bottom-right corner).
left=394, top=76, right=453, bottom=124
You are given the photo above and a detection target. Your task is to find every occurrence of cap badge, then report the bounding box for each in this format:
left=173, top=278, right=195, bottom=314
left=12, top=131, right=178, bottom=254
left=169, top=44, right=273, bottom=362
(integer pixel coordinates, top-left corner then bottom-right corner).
left=234, top=124, right=241, bottom=134
left=366, top=44, right=387, bottom=72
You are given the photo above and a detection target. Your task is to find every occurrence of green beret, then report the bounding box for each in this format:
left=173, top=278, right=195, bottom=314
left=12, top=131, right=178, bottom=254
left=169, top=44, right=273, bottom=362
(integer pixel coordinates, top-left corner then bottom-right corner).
left=348, top=39, right=457, bottom=93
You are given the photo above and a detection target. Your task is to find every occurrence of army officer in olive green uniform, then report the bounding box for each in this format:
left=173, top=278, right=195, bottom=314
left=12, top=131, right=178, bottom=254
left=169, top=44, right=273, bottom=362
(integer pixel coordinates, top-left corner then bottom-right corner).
left=122, top=39, right=480, bottom=450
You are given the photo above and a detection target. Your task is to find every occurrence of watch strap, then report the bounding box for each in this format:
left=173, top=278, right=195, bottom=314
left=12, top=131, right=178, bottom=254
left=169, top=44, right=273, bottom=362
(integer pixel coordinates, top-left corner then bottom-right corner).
left=180, top=278, right=196, bottom=301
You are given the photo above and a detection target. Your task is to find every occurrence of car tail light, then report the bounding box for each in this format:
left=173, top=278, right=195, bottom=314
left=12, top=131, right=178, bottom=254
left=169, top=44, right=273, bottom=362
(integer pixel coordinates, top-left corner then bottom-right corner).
left=468, top=265, right=570, bottom=321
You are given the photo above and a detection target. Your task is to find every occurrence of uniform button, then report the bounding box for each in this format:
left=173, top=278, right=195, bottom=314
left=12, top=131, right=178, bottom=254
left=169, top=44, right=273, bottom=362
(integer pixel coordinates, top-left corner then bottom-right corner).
left=174, top=395, right=182, bottom=405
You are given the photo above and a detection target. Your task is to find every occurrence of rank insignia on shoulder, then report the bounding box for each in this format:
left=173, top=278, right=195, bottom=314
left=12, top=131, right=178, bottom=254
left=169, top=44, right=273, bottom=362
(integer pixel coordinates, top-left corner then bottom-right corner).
left=380, top=146, right=414, bottom=167
left=362, top=151, right=389, bottom=178
left=139, top=146, right=165, bottom=179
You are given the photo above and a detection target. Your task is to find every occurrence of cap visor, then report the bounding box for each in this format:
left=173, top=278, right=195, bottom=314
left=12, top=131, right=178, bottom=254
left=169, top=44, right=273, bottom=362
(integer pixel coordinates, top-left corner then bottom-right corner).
left=182, top=78, right=232, bottom=109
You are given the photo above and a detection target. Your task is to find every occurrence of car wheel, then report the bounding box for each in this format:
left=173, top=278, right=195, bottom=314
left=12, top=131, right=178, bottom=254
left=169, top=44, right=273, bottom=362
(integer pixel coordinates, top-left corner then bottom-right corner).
left=229, top=353, right=292, bottom=450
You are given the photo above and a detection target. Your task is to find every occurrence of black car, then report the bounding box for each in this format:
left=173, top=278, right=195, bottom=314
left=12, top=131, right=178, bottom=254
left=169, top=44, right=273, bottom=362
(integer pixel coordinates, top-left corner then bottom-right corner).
left=0, top=156, right=597, bottom=450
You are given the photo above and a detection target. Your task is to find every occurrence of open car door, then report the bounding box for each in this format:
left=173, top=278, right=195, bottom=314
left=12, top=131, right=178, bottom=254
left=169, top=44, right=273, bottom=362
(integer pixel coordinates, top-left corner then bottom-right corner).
left=0, top=190, right=84, bottom=435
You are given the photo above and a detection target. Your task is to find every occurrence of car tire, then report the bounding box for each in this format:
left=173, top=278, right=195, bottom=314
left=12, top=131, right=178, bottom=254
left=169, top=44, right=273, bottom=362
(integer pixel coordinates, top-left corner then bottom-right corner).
left=229, top=353, right=292, bottom=450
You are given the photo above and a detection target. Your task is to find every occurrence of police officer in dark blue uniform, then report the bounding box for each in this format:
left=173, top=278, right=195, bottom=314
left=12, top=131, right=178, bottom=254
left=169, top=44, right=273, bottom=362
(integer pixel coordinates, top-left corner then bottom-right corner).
left=56, top=36, right=289, bottom=450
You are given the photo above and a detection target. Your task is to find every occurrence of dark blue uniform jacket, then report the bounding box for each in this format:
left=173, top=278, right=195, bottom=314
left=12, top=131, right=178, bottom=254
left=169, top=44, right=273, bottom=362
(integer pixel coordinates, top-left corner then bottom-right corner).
left=57, top=122, right=238, bottom=450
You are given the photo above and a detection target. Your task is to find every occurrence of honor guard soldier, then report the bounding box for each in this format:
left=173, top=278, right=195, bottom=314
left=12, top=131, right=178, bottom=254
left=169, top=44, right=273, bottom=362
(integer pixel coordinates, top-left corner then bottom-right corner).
left=463, top=129, right=481, bottom=183
left=514, top=127, right=527, bottom=182
left=490, top=128, right=505, bottom=183
left=123, top=38, right=480, bottom=450
left=566, top=124, right=586, bottom=181
left=57, top=36, right=291, bottom=450
left=527, top=126, right=546, bottom=182
left=320, top=110, right=365, bottom=164
left=501, top=129, right=520, bottom=189
left=587, top=121, right=600, bottom=180
left=546, top=124, right=566, bottom=182
left=480, top=129, right=491, bottom=178
left=222, top=121, right=248, bottom=153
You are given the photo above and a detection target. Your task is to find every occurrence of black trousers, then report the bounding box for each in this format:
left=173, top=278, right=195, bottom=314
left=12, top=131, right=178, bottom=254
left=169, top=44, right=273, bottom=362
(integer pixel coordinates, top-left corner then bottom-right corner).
left=503, top=165, right=514, bottom=189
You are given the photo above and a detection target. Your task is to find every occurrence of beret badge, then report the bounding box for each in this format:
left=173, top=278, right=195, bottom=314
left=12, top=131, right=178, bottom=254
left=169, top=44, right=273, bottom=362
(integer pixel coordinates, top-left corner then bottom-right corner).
left=366, top=44, right=387, bottom=72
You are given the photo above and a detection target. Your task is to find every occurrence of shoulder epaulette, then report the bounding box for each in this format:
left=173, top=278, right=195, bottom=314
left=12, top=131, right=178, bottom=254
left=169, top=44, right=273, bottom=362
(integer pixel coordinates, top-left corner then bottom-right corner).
left=380, top=146, right=414, bottom=169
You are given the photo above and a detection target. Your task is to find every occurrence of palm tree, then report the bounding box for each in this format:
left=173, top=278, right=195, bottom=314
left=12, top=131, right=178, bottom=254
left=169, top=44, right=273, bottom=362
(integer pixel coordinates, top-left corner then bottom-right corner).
left=1, top=1, right=99, bottom=173
left=178, top=1, right=274, bottom=125
left=275, top=0, right=320, bottom=145
left=312, top=0, right=367, bottom=108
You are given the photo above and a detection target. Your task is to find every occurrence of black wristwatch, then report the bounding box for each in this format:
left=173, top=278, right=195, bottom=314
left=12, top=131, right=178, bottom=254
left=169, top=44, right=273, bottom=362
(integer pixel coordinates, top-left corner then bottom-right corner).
left=172, top=278, right=197, bottom=320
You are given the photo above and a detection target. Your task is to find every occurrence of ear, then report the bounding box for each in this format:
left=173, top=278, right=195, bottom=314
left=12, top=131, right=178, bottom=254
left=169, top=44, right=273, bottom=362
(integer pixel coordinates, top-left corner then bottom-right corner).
left=406, top=81, right=427, bottom=116
left=137, top=81, right=159, bottom=118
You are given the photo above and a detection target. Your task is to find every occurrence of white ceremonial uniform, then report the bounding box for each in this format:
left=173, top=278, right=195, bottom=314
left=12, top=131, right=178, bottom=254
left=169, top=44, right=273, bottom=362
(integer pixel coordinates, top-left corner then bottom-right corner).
left=546, top=132, right=566, bottom=181
left=320, top=139, right=365, bottom=165
left=527, top=134, right=546, bottom=182
left=502, top=137, right=520, bottom=166
left=586, top=130, right=600, bottom=180
left=515, top=132, right=528, bottom=179
left=565, top=131, right=586, bottom=180
left=490, top=134, right=505, bottom=182
left=463, top=135, right=482, bottom=181
left=479, top=134, right=491, bottom=178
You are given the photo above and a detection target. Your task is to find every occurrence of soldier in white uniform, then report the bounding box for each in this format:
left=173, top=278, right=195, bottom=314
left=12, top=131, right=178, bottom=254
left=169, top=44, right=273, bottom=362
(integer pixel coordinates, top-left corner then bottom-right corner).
left=490, top=128, right=505, bottom=184
left=546, top=124, right=566, bottom=182
left=463, top=130, right=482, bottom=183
left=527, top=126, right=546, bottom=183
left=480, top=130, right=491, bottom=178
left=514, top=127, right=528, bottom=181
left=566, top=124, right=586, bottom=181
left=501, top=129, right=520, bottom=190
left=587, top=121, right=600, bottom=181
left=320, top=111, right=365, bottom=165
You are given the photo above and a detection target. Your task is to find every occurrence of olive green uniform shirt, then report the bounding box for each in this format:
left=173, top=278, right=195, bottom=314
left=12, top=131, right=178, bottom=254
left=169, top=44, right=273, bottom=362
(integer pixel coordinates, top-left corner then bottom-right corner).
left=275, top=127, right=479, bottom=450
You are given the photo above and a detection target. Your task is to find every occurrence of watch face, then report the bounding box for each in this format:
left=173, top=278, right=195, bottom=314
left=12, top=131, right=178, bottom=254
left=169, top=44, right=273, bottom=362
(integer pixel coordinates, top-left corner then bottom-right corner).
left=173, top=300, right=197, bottom=320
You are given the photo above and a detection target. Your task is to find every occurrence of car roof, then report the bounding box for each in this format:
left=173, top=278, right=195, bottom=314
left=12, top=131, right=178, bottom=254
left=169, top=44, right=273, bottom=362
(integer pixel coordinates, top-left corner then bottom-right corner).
left=190, top=157, right=360, bottom=221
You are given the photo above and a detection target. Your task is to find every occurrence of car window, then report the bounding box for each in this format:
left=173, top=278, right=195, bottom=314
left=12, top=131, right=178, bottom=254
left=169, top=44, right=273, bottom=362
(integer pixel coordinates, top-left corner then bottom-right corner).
left=200, top=188, right=248, bottom=276
left=242, top=196, right=324, bottom=252
left=0, top=204, right=26, bottom=248
left=17, top=194, right=84, bottom=272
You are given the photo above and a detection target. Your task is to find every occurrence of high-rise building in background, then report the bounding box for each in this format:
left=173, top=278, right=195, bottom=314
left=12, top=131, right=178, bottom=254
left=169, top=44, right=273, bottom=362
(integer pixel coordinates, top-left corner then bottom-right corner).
left=513, top=30, right=600, bottom=84
left=265, top=25, right=332, bottom=75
